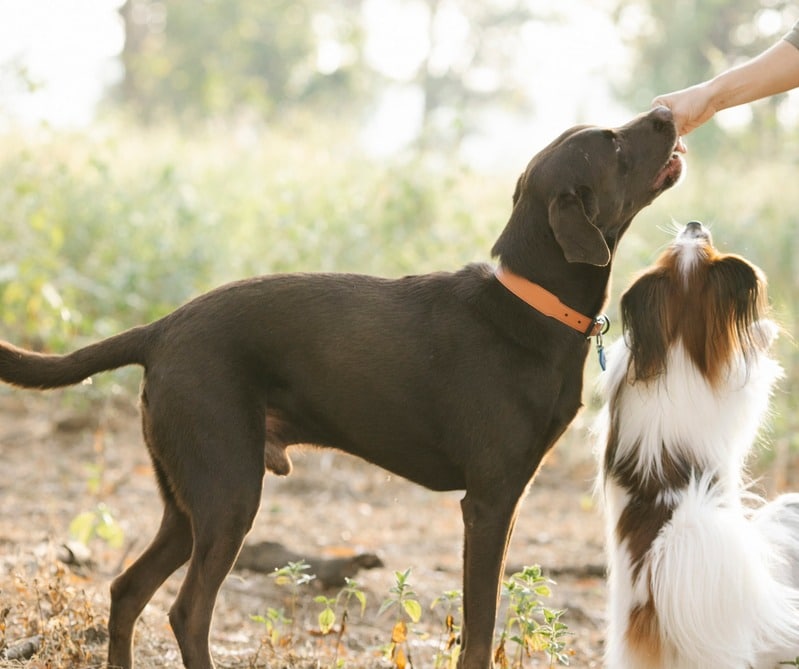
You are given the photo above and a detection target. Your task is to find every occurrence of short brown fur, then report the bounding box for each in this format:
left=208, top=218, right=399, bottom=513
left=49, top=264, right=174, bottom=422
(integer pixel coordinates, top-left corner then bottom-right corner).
left=0, top=109, right=681, bottom=669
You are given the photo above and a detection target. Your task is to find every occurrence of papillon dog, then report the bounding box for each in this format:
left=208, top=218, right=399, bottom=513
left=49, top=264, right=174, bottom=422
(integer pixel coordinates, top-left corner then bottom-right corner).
left=595, top=220, right=799, bottom=669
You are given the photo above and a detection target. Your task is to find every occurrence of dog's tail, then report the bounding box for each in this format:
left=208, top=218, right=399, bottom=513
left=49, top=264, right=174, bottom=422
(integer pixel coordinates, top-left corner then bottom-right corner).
left=0, top=325, right=150, bottom=390
left=649, top=476, right=799, bottom=667
left=752, top=493, right=799, bottom=609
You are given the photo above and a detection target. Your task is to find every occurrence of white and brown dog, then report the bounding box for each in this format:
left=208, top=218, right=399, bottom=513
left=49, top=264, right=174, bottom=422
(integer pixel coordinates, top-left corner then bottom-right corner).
left=596, top=220, right=799, bottom=669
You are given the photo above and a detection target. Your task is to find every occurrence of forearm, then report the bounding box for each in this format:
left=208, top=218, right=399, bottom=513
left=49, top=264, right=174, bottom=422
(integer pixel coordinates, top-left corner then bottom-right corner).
left=706, top=39, right=799, bottom=112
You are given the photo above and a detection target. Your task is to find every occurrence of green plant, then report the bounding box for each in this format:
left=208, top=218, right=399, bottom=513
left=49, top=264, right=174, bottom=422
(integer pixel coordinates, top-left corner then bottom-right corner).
left=430, top=589, right=462, bottom=669
left=379, top=568, right=423, bottom=669
left=537, top=607, right=570, bottom=667
left=249, top=607, right=291, bottom=665
left=270, top=559, right=315, bottom=639
left=379, top=568, right=423, bottom=624
left=494, top=565, right=571, bottom=668
left=68, top=502, right=124, bottom=550
left=316, top=594, right=337, bottom=635
left=315, top=577, right=368, bottom=666
left=66, top=431, right=125, bottom=551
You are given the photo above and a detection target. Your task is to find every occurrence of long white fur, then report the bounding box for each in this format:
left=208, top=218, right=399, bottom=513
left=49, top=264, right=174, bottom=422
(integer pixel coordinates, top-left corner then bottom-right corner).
left=595, top=232, right=799, bottom=669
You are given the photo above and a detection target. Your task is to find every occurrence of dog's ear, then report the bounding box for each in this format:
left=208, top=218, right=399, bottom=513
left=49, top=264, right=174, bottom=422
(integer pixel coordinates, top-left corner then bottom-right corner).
left=511, top=173, right=524, bottom=206
left=548, top=186, right=611, bottom=266
left=621, top=271, right=671, bottom=381
left=705, top=255, right=771, bottom=363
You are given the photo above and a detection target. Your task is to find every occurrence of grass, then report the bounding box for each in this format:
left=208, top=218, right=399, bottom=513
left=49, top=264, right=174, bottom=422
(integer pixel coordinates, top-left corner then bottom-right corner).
left=1, top=554, right=571, bottom=669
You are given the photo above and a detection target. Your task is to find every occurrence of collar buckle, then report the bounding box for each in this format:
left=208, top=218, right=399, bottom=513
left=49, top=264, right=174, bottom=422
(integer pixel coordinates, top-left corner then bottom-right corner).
left=495, top=266, right=610, bottom=340
left=585, top=314, right=610, bottom=338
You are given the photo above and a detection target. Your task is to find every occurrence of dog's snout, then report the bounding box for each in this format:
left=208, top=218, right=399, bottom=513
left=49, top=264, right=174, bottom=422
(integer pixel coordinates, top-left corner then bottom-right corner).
left=679, top=220, right=711, bottom=243
left=686, top=220, right=704, bottom=233
left=650, top=105, right=674, bottom=124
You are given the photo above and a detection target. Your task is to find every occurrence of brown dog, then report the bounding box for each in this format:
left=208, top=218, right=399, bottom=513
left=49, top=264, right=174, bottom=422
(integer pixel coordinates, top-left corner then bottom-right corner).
left=0, top=107, right=682, bottom=669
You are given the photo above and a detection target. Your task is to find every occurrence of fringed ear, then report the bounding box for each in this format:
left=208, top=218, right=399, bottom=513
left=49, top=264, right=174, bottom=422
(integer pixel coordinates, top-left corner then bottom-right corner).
left=621, top=271, right=672, bottom=382
left=548, top=186, right=610, bottom=266
left=704, top=255, right=769, bottom=366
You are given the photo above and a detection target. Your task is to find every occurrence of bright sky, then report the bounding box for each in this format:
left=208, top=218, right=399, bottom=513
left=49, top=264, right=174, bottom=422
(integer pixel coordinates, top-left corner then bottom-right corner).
left=359, top=0, right=633, bottom=166
left=0, top=0, right=635, bottom=168
left=0, top=0, right=124, bottom=126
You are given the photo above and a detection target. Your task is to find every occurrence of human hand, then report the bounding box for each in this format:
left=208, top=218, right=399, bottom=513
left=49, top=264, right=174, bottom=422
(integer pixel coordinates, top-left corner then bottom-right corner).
left=652, top=82, right=717, bottom=137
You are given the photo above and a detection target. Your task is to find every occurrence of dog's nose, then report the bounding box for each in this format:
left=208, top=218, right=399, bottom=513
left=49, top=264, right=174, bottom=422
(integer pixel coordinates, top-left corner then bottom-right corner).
left=650, top=105, right=674, bottom=123
left=685, top=220, right=704, bottom=233
left=680, top=220, right=711, bottom=242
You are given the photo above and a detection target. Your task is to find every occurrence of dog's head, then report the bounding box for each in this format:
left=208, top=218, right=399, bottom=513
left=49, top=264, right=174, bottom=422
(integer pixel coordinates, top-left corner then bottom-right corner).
left=493, top=106, right=683, bottom=270
left=620, top=221, right=774, bottom=388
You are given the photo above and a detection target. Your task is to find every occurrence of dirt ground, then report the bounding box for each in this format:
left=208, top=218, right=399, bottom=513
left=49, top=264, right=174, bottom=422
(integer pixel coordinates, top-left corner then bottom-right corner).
left=1, top=386, right=779, bottom=669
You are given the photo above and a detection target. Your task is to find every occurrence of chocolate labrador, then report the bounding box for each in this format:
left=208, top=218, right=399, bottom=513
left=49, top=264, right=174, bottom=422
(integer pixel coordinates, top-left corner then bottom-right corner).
left=0, top=107, right=682, bottom=669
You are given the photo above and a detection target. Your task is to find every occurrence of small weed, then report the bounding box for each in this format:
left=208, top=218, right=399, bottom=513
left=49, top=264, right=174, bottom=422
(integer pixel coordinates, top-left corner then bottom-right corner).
left=68, top=432, right=125, bottom=551
left=379, top=568, right=423, bottom=669
left=379, top=568, right=423, bottom=624
left=431, top=589, right=462, bottom=669
left=316, top=594, right=338, bottom=635
left=270, top=559, right=315, bottom=638
left=315, top=577, right=367, bottom=635
left=249, top=607, right=291, bottom=665
left=68, top=501, right=124, bottom=549
left=315, top=577, right=368, bottom=666
left=494, top=565, right=571, bottom=668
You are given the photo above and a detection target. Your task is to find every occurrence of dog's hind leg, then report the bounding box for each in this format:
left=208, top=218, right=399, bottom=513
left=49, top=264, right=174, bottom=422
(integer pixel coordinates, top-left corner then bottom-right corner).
left=168, top=475, right=262, bottom=669
left=163, top=414, right=265, bottom=669
left=108, top=484, right=193, bottom=669
left=650, top=480, right=796, bottom=668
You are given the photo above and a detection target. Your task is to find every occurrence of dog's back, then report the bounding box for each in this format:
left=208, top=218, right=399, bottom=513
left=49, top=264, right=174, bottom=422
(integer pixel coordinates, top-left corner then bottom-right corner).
left=596, top=222, right=799, bottom=669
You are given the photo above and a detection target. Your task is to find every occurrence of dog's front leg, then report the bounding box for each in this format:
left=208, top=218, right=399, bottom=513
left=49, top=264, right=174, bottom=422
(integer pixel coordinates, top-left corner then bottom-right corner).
left=458, top=491, right=521, bottom=669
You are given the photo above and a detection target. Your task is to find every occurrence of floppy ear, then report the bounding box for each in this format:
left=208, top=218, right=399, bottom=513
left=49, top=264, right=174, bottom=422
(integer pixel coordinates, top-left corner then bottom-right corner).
left=548, top=186, right=610, bottom=266
left=704, top=255, right=771, bottom=361
left=511, top=173, right=524, bottom=206
left=620, top=271, right=672, bottom=381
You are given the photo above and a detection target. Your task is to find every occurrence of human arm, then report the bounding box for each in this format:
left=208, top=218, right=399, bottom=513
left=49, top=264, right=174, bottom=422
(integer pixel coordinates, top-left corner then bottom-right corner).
left=653, top=27, right=799, bottom=136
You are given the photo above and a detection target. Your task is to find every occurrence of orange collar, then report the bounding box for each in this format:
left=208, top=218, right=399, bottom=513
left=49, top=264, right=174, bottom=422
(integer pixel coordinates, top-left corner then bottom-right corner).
left=494, top=266, right=608, bottom=338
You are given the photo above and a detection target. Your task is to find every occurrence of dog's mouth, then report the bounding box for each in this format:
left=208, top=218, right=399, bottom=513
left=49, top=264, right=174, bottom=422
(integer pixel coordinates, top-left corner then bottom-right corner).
left=652, top=148, right=684, bottom=192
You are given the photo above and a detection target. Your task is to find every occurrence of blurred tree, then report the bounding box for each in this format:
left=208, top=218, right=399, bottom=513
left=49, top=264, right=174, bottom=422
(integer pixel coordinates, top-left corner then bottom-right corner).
left=113, top=0, right=550, bottom=152
left=405, top=0, right=540, bottom=151
left=114, top=0, right=374, bottom=122
left=611, top=0, right=798, bottom=157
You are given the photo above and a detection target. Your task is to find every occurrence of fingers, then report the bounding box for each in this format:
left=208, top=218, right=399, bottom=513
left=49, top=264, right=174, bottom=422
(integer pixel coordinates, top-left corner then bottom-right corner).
left=651, top=93, right=685, bottom=134
left=650, top=95, right=688, bottom=150
left=651, top=83, right=716, bottom=137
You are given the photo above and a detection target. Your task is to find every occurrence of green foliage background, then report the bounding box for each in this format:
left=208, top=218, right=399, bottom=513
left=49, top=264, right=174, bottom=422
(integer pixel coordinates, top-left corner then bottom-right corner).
left=1, top=0, right=798, bottom=462
left=1, top=119, right=797, bottom=459
left=0, top=121, right=502, bottom=348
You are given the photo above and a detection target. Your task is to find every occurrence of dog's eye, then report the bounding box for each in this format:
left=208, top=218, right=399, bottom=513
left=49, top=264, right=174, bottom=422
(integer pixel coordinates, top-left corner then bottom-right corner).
left=604, top=130, right=622, bottom=154
left=603, top=130, right=626, bottom=166
left=611, top=136, right=629, bottom=169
